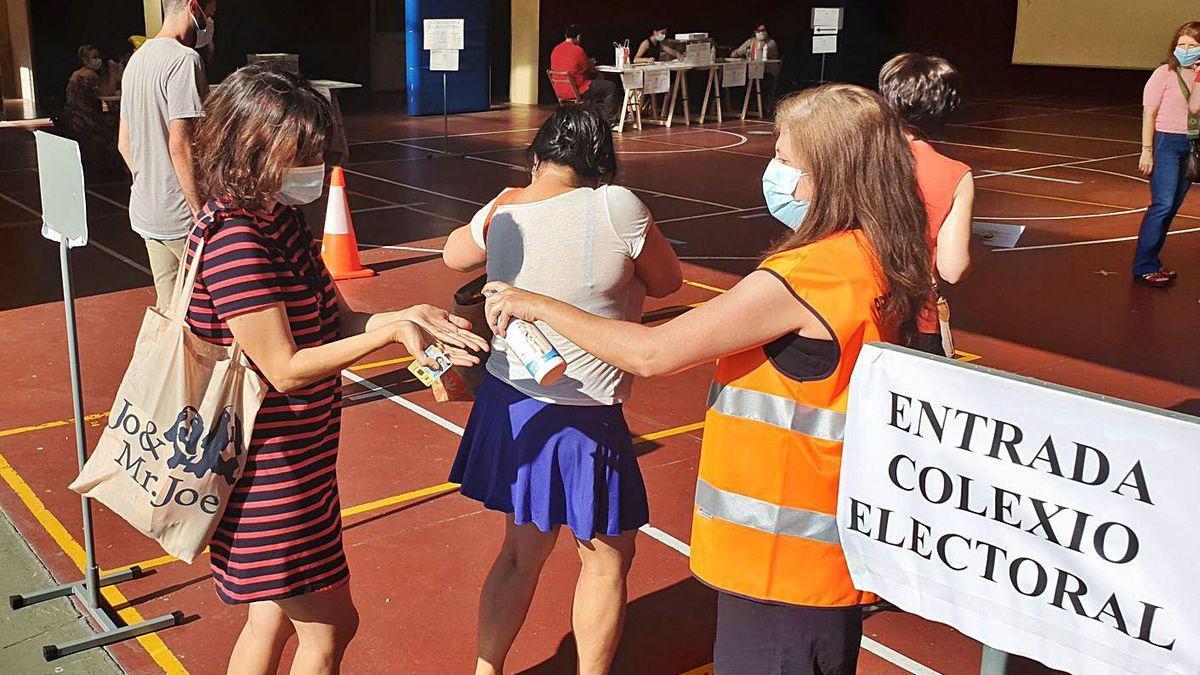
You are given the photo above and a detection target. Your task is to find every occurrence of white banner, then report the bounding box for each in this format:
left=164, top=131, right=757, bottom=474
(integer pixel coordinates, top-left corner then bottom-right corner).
left=642, top=67, right=670, bottom=95
left=620, top=69, right=644, bottom=90
left=839, top=344, right=1200, bottom=675
left=747, top=62, right=765, bottom=80
left=721, top=62, right=746, bottom=88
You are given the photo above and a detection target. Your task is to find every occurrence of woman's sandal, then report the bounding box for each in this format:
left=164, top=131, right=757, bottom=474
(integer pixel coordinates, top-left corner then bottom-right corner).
left=1159, top=266, right=1178, bottom=280
left=1134, top=271, right=1174, bottom=288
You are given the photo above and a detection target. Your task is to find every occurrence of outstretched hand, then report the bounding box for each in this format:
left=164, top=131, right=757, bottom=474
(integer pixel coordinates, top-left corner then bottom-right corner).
left=400, top=304, right=490, bottom=354
left=482, top=282, right=548, bottom=336
left=390, top=320, right=481, bottom=369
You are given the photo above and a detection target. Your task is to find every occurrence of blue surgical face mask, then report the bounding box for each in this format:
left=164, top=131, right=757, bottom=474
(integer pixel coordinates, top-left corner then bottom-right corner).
left=1175, top=46, right=1200, bottom=67
left=762, top=159, right=810, bottom=230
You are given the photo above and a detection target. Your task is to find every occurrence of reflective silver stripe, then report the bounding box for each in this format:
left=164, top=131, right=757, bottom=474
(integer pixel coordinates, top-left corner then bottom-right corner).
left=707, top=382, right=845, bottom=442
left=695, top=479, right=841, bottom=545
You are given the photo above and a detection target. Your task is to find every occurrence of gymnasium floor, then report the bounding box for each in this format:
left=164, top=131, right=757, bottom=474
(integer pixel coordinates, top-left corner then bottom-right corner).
left=0, top=93, right=1196, bottom=674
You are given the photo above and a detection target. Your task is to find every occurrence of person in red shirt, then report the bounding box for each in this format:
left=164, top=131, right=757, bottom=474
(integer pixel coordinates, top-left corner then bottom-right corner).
left=879, top=53, right=975, bottom=357
left=550, top=24, right=620, bottom=125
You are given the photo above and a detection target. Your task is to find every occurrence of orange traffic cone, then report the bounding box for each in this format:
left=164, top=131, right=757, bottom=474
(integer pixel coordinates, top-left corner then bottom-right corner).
left=321, top=167, right=376, bottom=280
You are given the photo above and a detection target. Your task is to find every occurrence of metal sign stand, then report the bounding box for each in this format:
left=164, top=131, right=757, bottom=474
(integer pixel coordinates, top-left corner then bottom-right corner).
left=443, top=72, right=450, bottom=154
left=812, top=7, right=841, bottom=85
left=9, top=131, right=182, bottom=662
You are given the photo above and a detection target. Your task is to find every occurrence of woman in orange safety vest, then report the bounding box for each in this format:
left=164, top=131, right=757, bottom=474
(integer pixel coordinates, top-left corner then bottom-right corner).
left=483, top=83, right=932, bottom=675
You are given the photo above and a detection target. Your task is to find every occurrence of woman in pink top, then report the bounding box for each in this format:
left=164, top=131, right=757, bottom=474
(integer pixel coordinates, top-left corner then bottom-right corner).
left=1134, top=22, right=1200, bottom=287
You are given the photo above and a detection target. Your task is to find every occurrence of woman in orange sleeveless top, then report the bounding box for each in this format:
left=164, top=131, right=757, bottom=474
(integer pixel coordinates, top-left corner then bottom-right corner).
left=879, top=53, right=975, bottom=356
left=483, top=85, right=932, bottom=675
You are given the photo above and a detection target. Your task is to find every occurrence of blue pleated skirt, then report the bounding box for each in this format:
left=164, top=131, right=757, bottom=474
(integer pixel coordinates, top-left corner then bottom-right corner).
left=450, top=373, right=649, bottom=540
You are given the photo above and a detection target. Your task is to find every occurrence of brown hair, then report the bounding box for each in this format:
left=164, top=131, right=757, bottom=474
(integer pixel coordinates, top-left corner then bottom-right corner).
left=770, top=84, right=932, bottom=345
left=1167, top=22, right=1200, bottom=71
left=193, top=65, right=332, bottom=210
left=878, top=52, right=961, bottom=136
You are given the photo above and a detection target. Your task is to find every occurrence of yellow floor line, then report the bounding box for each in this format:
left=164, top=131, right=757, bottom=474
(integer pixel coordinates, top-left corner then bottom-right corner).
left=0, top=412, right=109, bottom=438
left=634, top=422, right=705, bottom=444
left=0, top=451, right=188, bottom=674
left=954, top=349, right=983, bottom=363
left=683, top=279, right=729, bottom=294
left=679, top=665, right=714, bottom=675
left=340, top=481, right=460, bottom=519
left=108, top=422, right=708, bottom=575
left=347, top=355, right=414, bottom=372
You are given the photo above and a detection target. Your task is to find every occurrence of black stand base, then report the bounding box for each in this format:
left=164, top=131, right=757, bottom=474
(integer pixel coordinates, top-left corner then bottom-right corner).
left=10, top=566, right=184, bottom=662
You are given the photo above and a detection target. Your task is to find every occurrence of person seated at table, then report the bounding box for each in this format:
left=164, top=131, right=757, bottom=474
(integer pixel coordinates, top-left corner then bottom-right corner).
left=731, top=22, right=781, bottom=112
left=550, top=24, right=621, bottom=125
left=634, top=22, right=682, bottom=63
left=63, top=44, right=118, bottom=176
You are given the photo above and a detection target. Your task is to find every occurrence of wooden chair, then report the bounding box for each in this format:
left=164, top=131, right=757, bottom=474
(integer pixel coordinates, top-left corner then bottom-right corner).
left=546, top=69, right=582, bottom=106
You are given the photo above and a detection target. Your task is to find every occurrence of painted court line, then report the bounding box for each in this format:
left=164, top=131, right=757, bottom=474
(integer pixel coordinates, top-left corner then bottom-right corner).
left=950, top=123, right=1140, bottom=145
left=351, top=200, right=427, bottom=215
left=974, top=151, right=1139, bottom=185
left=0, top=189, right=41, bottom=218
left=978, top=171, right=1081, bottom=185
left=342, top=168, right=486, bottom=207
left=995, top=225, right=1200, bottom=252
left=0, top=188, right=154, bottom=275
left=348, top=126, right=542, bottom=146
left=930, top=139, right=1084, bottom=160
left=359, top=243, right=445, bottom=254
left=340, top=369, right=466, bottom=435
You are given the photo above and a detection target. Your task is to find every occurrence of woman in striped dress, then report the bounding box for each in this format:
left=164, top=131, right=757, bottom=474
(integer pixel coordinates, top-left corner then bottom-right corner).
left=187, top=65, right=488, bottom=673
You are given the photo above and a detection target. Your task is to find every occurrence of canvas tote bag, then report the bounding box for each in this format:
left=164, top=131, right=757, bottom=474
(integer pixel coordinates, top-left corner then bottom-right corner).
left=70, top=229, right=267, bottom=563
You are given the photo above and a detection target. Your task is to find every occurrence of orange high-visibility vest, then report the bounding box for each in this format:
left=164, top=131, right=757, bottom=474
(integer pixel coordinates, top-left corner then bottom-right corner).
left=691, top=230, right=888, bottom=607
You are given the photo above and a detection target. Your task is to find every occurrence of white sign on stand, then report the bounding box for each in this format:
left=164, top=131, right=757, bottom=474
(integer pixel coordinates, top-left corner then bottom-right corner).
left=721, top=62, right=747, bottom=88
left=423, top=18, right=464, bottom=50
left=35, top=131, right=88, bottom=247
left=840, top=344, right=1200, bottom=675
left=430, top=49, right=459, bottom=72
left=812, top=7, right=844, bottom=30
left=747, top=62, right=766, bottom=80
left=813, top=35, right=838, bottom=54
left=643, top=67, right=670, bottom=95
left=423, top=18, right=465, bottom=153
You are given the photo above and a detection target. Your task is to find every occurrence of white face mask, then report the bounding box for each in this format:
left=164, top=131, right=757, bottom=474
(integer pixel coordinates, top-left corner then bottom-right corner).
left=278, top=164, right=326, bottom=206
left=86, top=58, right=102, bottom=71
left=755, top=31, right=768, bottom=41
left=193, top=14, right=214, bottom=49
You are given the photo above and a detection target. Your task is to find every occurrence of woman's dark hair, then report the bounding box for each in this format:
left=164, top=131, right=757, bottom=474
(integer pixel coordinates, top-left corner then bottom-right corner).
left=878, top=52, right=961, bottom=136
left=526, top=105, right=617, bottom=181
left=772, top=85, right=932, bottom=347
left=193, top=65, right=333, bottom=209
left=1167, top=22, right=1200, bottom=71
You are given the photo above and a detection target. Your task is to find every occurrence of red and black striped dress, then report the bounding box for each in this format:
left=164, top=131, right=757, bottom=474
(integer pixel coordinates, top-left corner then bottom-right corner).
left=185, top=199, right=347, bottom=604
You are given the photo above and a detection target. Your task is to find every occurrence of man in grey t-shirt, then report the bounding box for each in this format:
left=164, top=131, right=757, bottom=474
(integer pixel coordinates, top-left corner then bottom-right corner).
left=117, top=0, right=215, bottom=307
